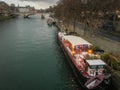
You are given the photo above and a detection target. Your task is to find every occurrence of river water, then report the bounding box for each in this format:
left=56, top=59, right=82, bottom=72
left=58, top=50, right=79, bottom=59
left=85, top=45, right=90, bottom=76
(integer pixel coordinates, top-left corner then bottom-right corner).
left=0, top=15, right=79, bottom=90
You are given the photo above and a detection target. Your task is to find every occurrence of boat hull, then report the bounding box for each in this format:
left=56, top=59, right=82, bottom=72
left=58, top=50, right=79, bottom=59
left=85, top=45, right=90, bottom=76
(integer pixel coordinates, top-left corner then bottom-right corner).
left=57, top=34, right=111, bottom=90
left=57, top=34, right=88, bottom=89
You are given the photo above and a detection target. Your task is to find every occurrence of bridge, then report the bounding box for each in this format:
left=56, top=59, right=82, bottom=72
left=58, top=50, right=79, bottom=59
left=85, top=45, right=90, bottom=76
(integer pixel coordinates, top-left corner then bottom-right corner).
left=18, top=6, right=37, bottom=18
left=0, top=12, right=36, bottom=18
left=16, top=12, right=36, bottom=18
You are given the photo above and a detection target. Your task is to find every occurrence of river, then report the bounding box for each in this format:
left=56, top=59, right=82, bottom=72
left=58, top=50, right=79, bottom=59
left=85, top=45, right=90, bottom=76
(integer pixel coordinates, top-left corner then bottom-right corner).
left=0, top=14, right=80, bottom=90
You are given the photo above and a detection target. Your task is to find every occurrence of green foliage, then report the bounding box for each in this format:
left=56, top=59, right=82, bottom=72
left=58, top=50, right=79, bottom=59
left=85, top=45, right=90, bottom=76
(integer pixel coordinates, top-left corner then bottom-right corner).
left=117, top=66, right=120, bottom=71
left=0, top=16, right=11, bottom=21
left=110, top=56, right=120, bottom=70
left=92, top=45, right=100, bottom=51
left=111, top=60, right=119, bottom=70
left=101, top=53, right=110, bottom=63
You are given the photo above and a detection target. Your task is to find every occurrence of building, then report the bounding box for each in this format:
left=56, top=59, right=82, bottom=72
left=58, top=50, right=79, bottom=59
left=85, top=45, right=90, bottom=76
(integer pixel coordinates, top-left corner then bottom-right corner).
left=0, top=1, right=10, bottom=15
left=9, top=3, right=18, bottom=13
left=18, top=7, right=29, bottom=13
left=18, top=6, right=36, bottom=13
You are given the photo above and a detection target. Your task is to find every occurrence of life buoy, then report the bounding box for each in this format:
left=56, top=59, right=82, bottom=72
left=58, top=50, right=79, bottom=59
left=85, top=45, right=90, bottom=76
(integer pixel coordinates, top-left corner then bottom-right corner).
left=90, top=70, right=94, bottom=74
left=98, top=70, right=103, bottom=74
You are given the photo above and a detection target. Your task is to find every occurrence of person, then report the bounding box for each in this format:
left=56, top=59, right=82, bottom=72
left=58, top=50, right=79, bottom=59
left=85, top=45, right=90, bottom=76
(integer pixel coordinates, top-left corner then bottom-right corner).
left=65, top=28, right=68, bottom=34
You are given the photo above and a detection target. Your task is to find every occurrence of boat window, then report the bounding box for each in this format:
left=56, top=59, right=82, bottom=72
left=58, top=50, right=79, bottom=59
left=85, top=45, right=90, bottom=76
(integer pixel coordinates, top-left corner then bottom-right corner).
left=83, top=44, right=88, bottom=49
left=90, top=65, right=104, bottom=69
left=90, top=65, right=97, bottom=69
left=98, top=65, right=103, bottom=69
left=75, top=45, right=79, bottom=50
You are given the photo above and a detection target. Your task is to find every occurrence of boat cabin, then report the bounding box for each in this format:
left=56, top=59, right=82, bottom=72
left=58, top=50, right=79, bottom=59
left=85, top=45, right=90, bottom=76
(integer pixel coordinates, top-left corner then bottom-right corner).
left=62, top=35, right=92, bottom=55
left=86, top=59, right=106, bottom=77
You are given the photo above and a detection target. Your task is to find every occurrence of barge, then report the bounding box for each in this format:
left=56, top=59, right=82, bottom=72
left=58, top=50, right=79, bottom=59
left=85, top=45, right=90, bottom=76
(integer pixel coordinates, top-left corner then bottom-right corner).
left=57, top=32, right=111, bottom=90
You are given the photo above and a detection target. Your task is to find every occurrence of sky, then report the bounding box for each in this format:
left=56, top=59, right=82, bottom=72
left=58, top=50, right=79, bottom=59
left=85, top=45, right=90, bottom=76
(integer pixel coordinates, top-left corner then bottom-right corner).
left=1, top=0, right=59, bottom=9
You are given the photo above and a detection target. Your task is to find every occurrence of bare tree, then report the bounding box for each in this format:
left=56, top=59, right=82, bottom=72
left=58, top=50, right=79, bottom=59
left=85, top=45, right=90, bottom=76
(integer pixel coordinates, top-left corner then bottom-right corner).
left=54, top=0, right=120, bottom=34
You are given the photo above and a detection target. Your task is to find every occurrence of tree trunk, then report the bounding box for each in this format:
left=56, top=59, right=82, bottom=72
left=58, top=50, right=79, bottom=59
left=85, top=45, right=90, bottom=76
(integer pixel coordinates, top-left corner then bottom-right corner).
left=73, top=19, right=76, bottom=33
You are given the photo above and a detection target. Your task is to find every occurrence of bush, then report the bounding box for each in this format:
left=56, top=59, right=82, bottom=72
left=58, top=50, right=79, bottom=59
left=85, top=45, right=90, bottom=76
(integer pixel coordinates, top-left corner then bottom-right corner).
left=92, top=45, right=100, bottom=51
left=111, top=60, right=119, bottom=70
left=92, top=45, right=104, bottom=55
left=110, top=56, right=120, bottom=70
left=101, top=53, right=110, bottom=63
left=117, top=66, right=120, bottom=71
left=0, top=16, right=11, bottom=21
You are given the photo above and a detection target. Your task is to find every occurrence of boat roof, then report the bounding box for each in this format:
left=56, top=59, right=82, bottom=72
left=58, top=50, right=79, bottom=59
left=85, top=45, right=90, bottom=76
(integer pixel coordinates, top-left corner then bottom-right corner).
left=86, top=59, right=106, bottom=66
left=63, top=35, right=92, bottom=46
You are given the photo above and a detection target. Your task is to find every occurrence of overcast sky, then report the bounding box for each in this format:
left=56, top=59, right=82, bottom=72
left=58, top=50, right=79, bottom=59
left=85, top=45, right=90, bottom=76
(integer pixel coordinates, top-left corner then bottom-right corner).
left=1, top=0, right=59, bottom=9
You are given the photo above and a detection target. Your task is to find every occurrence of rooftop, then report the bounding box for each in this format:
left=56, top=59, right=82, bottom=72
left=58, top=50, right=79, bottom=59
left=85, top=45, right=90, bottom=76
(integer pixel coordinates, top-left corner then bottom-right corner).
left=63, top=35, right=92, bottom=46
left=86, top=59, right=106, bottom=66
